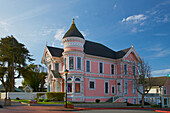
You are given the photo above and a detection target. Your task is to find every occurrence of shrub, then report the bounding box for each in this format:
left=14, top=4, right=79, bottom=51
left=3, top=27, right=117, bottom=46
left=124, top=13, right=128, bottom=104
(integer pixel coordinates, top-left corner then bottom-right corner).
left=16, top=97, right=20, bottom=100
left=96, top=99, right=100, bottom=103
left=38, top=98, right=44, bottom=102
left=44, top=99, right=49, bottom=102
left=46, top=92, right=65, bottom=101
left=65, top=101, right=73, bottom=105
left=37, top=93, right=45, bottom=99
left=126, top=102, right=141, bottom=106
left=139, top=100, right=150, bottom=105
left=151, top=104, right=160, bottom=108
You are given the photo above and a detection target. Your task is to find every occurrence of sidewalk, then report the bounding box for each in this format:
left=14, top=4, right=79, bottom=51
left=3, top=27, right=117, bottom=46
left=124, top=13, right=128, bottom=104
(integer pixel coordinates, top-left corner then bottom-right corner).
left=1, top=101, right=170, bottom=113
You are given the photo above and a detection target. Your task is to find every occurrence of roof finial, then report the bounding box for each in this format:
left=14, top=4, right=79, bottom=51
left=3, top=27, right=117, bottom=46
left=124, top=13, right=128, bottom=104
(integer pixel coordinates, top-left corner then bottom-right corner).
left=132, top=43, right=134, bottom=48
left=72, top=18, right=75, bottom=24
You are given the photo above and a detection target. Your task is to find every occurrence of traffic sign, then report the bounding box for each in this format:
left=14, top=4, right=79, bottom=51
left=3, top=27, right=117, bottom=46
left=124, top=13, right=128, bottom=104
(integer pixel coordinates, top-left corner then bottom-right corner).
left=167, top=74, right=170, bottom=77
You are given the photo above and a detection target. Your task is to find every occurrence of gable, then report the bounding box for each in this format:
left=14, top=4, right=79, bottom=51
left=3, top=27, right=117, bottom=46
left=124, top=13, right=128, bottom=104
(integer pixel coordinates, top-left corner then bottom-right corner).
left=123, top=48, right=141, bottom=62
left=125, top=52, right=138, bottom=62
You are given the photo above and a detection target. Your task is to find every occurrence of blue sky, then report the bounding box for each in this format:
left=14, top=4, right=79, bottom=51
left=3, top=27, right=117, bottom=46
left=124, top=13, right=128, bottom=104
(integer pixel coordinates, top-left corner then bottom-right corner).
left=0, top=0, right=170, bottom=86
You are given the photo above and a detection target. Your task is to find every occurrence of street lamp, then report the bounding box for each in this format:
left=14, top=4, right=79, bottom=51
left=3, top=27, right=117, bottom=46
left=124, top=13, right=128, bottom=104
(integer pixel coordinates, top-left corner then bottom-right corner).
left=5, top=72, right=8, bottom=100
left=64, top=69, right=69, bottom=108
left=159, top=86, right=162, bottom=108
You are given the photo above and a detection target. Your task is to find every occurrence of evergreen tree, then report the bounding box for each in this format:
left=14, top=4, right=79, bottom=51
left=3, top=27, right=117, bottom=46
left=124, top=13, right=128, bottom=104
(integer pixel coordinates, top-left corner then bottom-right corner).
left=0, top=35, right=34, bottom=91
left=22, top=64, right=47, bottom=92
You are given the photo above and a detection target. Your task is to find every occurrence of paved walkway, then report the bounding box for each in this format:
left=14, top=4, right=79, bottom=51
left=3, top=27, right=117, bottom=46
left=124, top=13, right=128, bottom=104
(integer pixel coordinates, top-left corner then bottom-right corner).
left=0, top=101, right=79, bottom=113
left=0, top=101, right=170, bottom=113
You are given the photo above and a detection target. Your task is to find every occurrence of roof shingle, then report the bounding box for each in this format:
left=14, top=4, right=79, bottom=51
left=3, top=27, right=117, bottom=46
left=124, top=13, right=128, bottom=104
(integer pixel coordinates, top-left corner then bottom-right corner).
left=47, top=40, right=131, bottom=59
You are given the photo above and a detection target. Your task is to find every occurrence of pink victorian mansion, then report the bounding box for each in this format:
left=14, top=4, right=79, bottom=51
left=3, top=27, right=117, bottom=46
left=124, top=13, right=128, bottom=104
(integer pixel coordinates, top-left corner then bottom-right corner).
left=41, top=19, right=141, bottom=104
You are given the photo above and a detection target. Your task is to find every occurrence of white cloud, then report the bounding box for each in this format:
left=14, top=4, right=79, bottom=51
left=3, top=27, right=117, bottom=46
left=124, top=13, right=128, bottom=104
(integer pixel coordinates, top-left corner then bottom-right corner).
left=74, top=16, right=79, bottom=19
left=54, top=28, right=65, bottom=41
left=147, top=44, right=163, bottom=52
left=42, top=28, right=56, bottom=36
left=163, top=15, right=168, bottom=22
left=2, top=4, right=50, bottom=24
left=0, top=21, right=9, bottom=32
left=154, top=49, right=170, bottom=58
left=80, top=30, right=88, bottom=37
left=122, top=14, right=147, bottom=24
left=153, top=33, right=168, bottom=36
left=113, top=3, right=117, bottom=9
left=152, top=69, right=170, bottom=75
left=131, top=27, right=137, bottom=33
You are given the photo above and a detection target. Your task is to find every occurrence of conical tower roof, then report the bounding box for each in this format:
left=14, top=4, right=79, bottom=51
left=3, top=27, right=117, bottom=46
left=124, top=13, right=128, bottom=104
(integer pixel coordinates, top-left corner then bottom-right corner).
left=63, top=18, right=84, bottom=39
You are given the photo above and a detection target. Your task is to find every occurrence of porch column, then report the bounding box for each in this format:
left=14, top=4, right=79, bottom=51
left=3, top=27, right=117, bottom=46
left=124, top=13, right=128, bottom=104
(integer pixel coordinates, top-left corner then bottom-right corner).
left=55, top=79, right=58, bottom=92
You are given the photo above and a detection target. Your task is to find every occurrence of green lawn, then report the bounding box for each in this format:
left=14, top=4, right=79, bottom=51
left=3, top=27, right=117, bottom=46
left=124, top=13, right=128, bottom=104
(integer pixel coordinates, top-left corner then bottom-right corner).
left=37, top=102, right=64, bottom=104
left=12, top=99, right=30, bottom=104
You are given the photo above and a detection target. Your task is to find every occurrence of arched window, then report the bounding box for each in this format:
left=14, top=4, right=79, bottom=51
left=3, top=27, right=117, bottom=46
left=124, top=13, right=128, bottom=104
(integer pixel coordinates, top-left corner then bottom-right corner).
left=68, top=78, right=72, bottom=81
left=75, top=78, right=80, bottom=81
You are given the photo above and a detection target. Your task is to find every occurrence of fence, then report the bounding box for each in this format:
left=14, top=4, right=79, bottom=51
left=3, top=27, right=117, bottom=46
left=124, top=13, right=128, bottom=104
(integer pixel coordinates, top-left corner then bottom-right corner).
left=0, top=92, right=46, bottom=100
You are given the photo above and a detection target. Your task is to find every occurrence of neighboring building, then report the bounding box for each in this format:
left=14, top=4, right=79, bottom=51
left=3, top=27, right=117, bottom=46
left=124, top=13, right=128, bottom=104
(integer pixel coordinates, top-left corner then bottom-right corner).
left=41, top=19, right=141, bottom=103
left=144, top=76, right=170, bottom=108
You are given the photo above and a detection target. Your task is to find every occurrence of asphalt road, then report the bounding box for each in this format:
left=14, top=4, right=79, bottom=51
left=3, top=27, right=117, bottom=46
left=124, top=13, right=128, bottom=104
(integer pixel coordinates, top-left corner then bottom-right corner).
left=76, top=110, right=156, bottom=113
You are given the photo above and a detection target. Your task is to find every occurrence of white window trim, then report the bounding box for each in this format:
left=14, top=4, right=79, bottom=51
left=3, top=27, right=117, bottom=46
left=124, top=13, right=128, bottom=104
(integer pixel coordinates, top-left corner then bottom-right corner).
left=124, top=80, right=128, bottom=94
left=133, top=65, right=136, bottom=75
left=133, top=81, right=136, bottom=94
left=111, top=85, right=115, bottom=94
left=67, top=82, right=73, bottom=94
left=104, top=81, right=109, bottom=95
left=77, top=57, right=81, bottom=70
left=99, top=62, right=103, bottom=74
left=133, top=98, right=137, bottom=104
left=111, top=64, right=115, bottom=75
left=86, top=60, right=91, bottom=72
left=164, top=87, right=167, bottom=95
left=124, top=64, right=128, bottom=75
left=64, top=58, right=67, bottom=71
left=69, top=56, right=74, bottom=70
left=75, top=82, right=81, bottom=94
left=89, top=80, right=95, bottom=90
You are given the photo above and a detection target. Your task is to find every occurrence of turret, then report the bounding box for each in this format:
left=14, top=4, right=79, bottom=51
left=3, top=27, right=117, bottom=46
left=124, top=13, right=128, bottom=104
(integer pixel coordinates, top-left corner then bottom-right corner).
left=62, top=18, right=85, bottom=53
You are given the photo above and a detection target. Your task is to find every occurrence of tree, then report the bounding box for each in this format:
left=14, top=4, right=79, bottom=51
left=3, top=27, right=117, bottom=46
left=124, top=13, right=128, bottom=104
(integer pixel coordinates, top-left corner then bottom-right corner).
left=22, top=64, right=47, bottom=92
left=0, top=35, right=34, bottom=91
left=134, top=59, right=152, bottom=108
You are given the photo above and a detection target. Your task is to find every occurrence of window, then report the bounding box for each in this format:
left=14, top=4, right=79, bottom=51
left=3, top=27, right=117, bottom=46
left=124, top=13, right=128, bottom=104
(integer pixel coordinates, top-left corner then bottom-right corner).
left=69, top=57, right=74, bottom=70
left=68, top=83, right=72, bottom=93
left=164, top=87, right=167, bottom=94
left=111, top=64, right=114, bottom=74
left=86, top=60, right=90, bottom=72
left=68, top=78, right=72, bottom=81
left=89, top=81, right=95, bottom=89
left=77, top=57, right=81, bottom=70
left=75, top=83, right=80, bottom=93
left=112, top=86, right=115, bottom=94
left=124, top=98, right=128, bottom=102
left=164, top=98, right=167, bottom=105
left=124, top=64, right=127, bottom=75
left=75, top=78, right=80, bottom=81
left=64, top=58, right=66, bottom=70
left=55, top=63, right=59, bottom=71
left=133, top=81, right=136, bottom=94
left=133, top=98, right=136, bottom=104
left=124, top=81, right=128, bottom=94
left=105, top=82, right=109, bottom=94
left=99, top=62, right=103, bottom=73
left=133, top=65, right=136, bottom=75
left=49, top=64, right=51, bottom=72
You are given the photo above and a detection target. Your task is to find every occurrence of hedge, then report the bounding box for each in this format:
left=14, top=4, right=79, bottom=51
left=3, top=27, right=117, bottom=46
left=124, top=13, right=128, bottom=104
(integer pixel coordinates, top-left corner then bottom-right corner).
left=46, top=92, right=65, bottom=101
left=37, top=93, right=45, bottom=99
